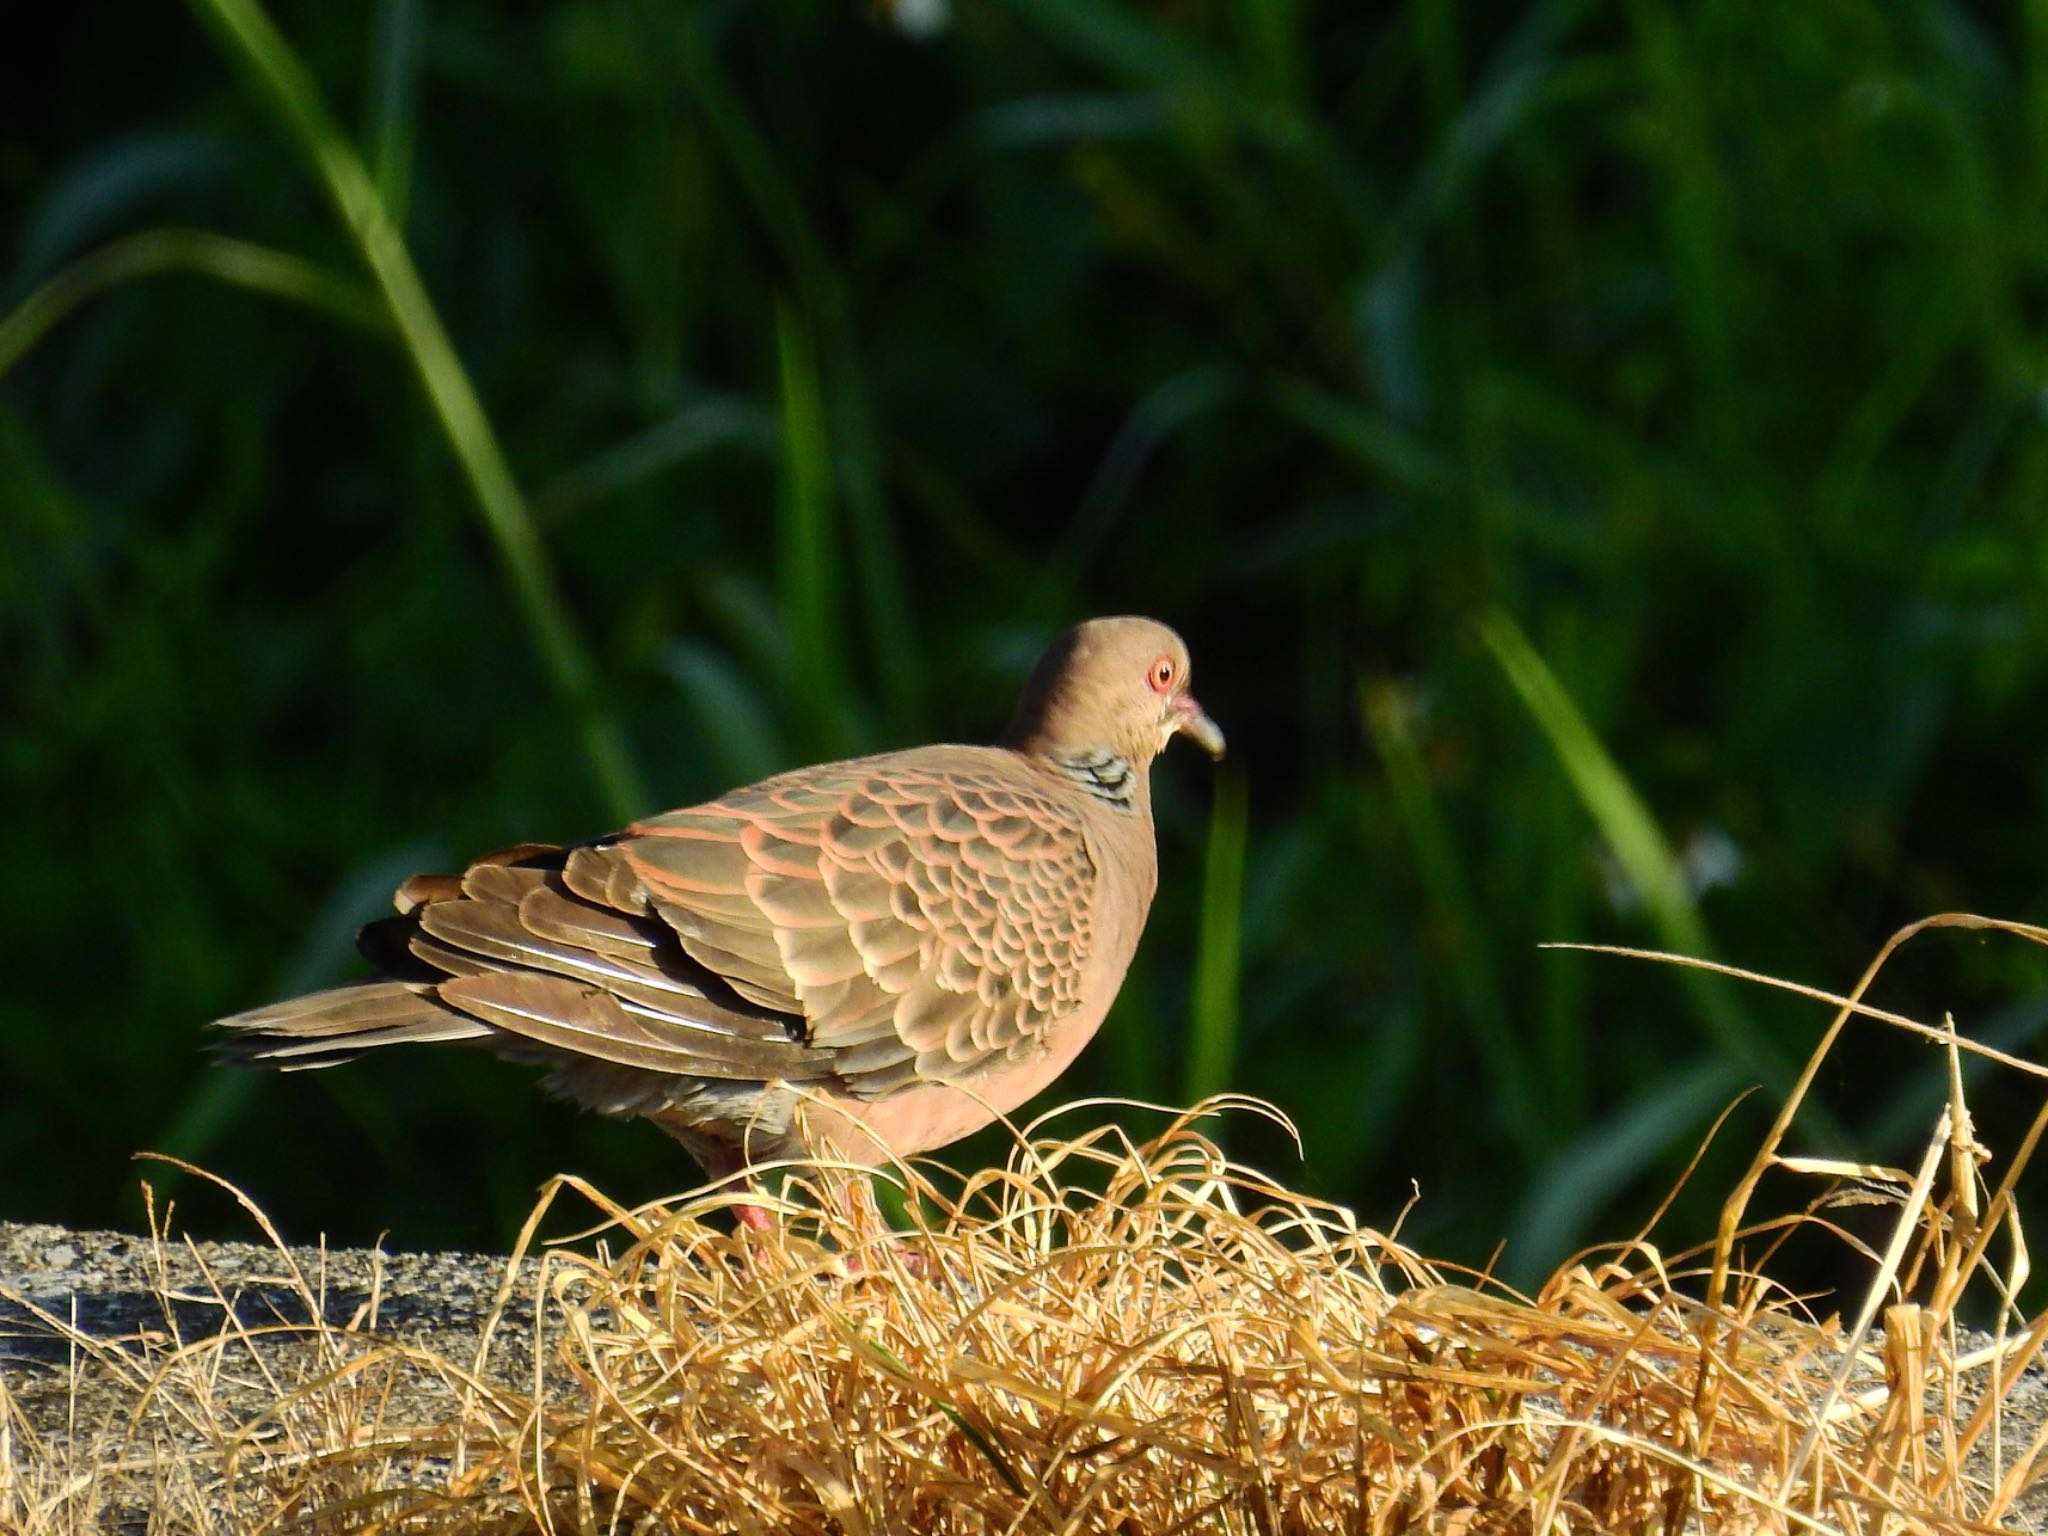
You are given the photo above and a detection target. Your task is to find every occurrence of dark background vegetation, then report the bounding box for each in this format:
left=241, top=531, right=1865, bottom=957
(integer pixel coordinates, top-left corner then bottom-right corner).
left=7, top=0, right=2048, bottom=1292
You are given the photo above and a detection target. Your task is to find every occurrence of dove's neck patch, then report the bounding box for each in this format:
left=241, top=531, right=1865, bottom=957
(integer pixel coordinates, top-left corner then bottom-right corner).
left=1052, top=748, right=1138, bottom=810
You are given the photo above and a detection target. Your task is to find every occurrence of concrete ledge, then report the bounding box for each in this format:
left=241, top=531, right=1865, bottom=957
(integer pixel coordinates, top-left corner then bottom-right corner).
left=1, top=1217, right=546, bottom=1523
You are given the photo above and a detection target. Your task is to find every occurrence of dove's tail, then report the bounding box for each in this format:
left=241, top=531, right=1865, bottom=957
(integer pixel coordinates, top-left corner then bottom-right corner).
left=207, top=842, right=827, bottom=1086
left=210, top=982, right=491, bottom=1070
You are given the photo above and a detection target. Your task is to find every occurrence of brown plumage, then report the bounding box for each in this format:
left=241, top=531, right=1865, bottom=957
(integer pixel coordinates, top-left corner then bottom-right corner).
left=213, top=616, right=1224, bottom=1188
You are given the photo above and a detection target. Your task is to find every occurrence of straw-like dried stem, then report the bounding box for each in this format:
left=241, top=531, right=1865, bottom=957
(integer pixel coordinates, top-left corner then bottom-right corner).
left=8, top=916, right=2048, bottom=1532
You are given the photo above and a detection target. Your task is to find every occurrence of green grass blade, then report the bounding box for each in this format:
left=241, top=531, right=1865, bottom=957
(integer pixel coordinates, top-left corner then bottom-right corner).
left=1267, top=377, right=1459, bottom=501
left=531, top=397, right=777, bottom=524
left=1480, top=608, right=1791, bottom=1094
left=1232, top=0, right=1305, bottom=110
left=1505, top=1054, right=1744, bottom=1284
left=1183, top=771, right=1248, bottom=1104
left=0, top=228, right=382, bottom=382
left=1033, top=364, right=1239, bottom=607
left=184, top=0, right=646, bottom=819
left=1625, top=0, right=1742, bottom=457
left=363, top=0, right=422, bottom=223
left=1482, top=608, right=1704, bottom=948
left=669, top=18, right=920, bottom=734
left=776, top=302, right=852, bottom=758
left=1368, top=0, right=1591, bottom=276
left=659, top=640, right=786, bottom=790
left=1528, top=751, right=1591, bottom=1137
left=1006, top=0, right=1377, bottom=237
left=14, top=129, right=231, bottom=279
left=1361, top=678, right=1539, bottom=1152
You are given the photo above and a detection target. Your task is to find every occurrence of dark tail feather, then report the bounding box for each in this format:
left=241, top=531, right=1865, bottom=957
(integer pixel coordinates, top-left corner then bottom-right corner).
left=210, top=981, right=490, bottom=1071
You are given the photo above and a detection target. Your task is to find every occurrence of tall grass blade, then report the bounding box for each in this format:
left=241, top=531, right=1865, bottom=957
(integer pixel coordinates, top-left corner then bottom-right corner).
left=1268, top=378, right=1458, bottom=501
left=183, top=0, right=646, bottom=819
left=1184, top=771, right=1248, bottom=1104
left=1362, top=678, right=1537, bottom=1152
left=659, top=639, right=786, bottom=789
left=363, top=0, right=422, bottom=224
left=1625, top=0, right=1743, bottom=461
left=1037, top=364, right=1239, bottom=606
left=532, top=396, right=776, bottom=523
left=1007, top=0, right=1376, bottom=233
left=1370, top=0, right=1585, bottom=271
left=669, top=18, right=920, bottom=732
left=0, top=229, right=382, bottom=382
left=1480, top=608, right=1792, bottom=1095
left=776, top=302, right=852, bottom=758
left=11, top=130, right=230, bottom=280
left=1232, top=0, right=1305, bottom=110
left=1506, top=1054, right=1743, bottom=1284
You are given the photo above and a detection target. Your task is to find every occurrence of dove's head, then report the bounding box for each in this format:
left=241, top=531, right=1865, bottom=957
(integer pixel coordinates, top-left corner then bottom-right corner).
left=1003, top=616, right=1225, bottom=770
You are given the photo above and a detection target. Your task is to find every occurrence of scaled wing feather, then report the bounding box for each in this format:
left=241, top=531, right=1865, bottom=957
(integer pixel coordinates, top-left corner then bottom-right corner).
left=626, top=754, right=1098, bottom=1095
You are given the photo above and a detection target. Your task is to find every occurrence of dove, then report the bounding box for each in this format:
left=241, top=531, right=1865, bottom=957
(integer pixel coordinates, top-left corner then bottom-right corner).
left=213, top=616, right=1224, bottom=1220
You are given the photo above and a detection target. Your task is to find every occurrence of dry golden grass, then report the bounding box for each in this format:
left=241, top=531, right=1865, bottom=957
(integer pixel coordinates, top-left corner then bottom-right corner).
left=7, top=913, right=2048, bottom=1533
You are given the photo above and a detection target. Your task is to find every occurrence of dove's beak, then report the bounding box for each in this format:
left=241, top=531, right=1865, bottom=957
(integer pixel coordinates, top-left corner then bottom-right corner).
left=1172, top=695, right=1226, bottom=759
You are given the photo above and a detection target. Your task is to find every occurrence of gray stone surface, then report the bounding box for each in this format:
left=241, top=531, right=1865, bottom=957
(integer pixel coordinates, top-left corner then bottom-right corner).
left=0, top=1217, right=542, bottom=1382
left=1, top=1220, right=535, bottom=1361
left=1, top=1220, right=549, bottom=1532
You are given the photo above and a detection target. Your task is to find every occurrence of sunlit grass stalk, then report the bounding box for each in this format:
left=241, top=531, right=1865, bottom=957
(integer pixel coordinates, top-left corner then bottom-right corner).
left=12, top=993, right=2044, bottom=1535
left=1480, top=608, right=1791, bottom=1097
left=184, top=0, right=646, bottom=819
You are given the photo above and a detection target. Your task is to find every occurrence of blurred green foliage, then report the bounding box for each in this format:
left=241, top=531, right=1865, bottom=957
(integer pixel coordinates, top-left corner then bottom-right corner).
left=7, top=0, right=2048, bottom=1288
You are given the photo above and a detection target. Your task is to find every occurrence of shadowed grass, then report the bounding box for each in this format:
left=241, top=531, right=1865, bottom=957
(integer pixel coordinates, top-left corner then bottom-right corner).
left=666, top=13, right=922, bottom=735
left=183, top=0, right=645, bottom=819
left=1363, top=676, right=1533, bottom=1151
left=0, top=228, right=382, bottom=380
left=362, top=0, right=421, bottom=223
left=1183, top=770, right=1248, bottom=1104
left=775, top=301, right=856, bottom=760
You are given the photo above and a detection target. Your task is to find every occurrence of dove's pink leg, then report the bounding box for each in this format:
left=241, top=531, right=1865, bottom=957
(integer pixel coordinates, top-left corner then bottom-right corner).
left=653, top=1121, right=780, bottom=1234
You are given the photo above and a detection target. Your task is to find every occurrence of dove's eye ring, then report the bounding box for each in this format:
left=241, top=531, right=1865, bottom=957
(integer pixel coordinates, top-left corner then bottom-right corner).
left=1148, top=655, right=1176, bottom=693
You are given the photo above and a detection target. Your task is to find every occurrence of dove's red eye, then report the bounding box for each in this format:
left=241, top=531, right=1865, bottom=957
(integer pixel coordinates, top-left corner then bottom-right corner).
left=1148, top=655, right=1176, bottom=693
